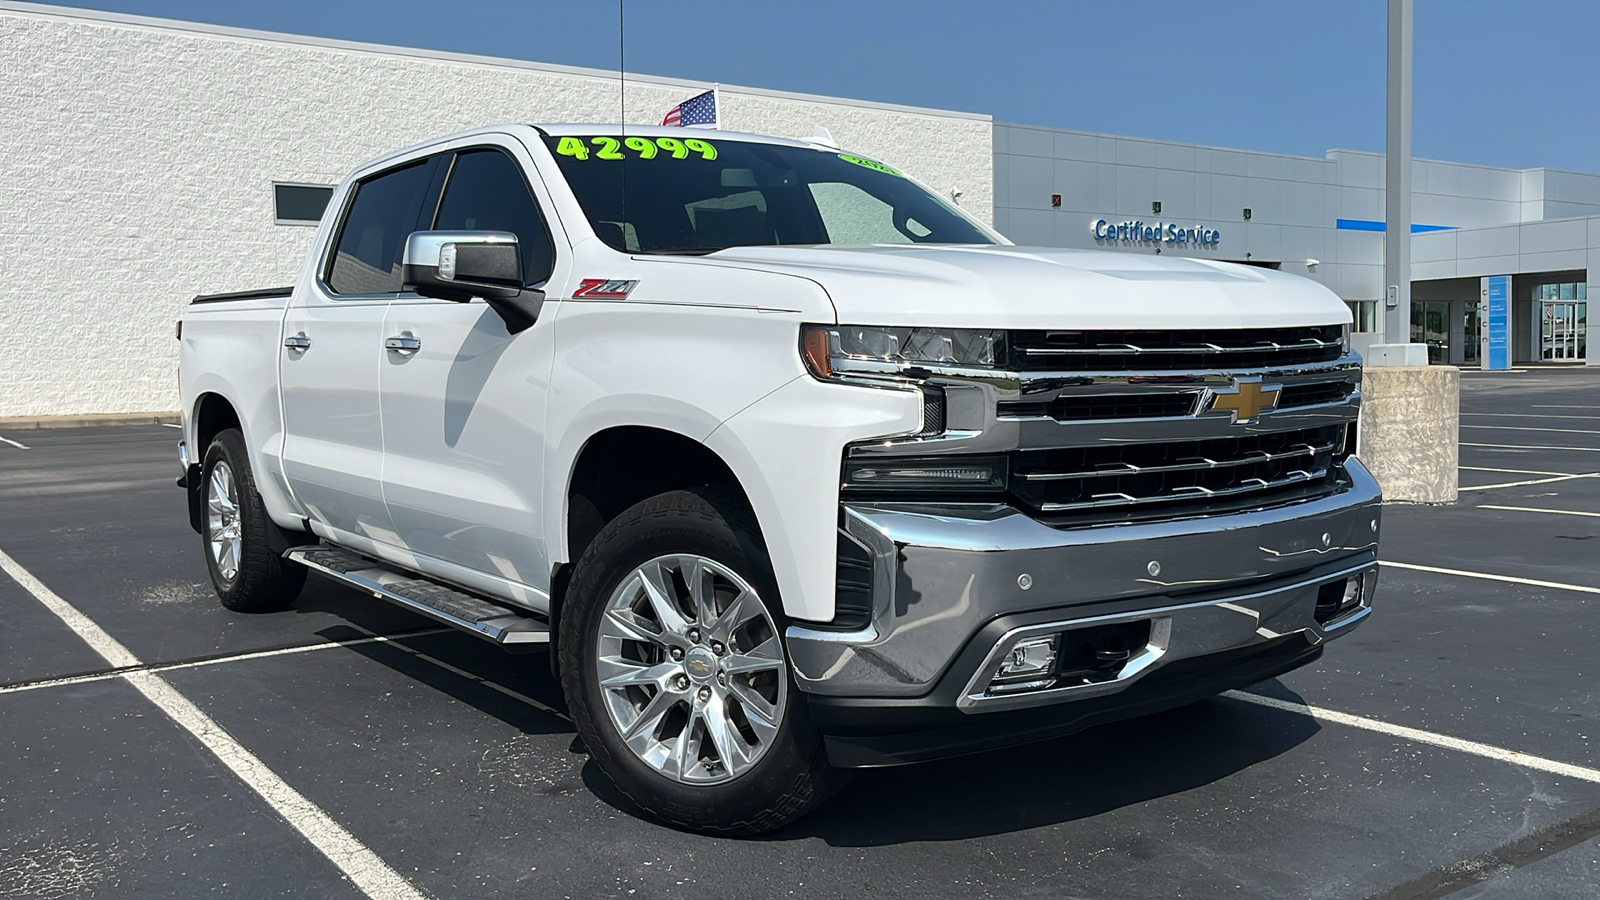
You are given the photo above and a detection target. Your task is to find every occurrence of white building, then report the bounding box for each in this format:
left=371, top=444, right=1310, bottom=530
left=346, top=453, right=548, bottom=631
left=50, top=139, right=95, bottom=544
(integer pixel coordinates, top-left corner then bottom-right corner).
left=0, top=2, right=992, bottom=418
left=995, top=124, right=1598, bottom=368
left=2, top=1, right=1594, bottom=418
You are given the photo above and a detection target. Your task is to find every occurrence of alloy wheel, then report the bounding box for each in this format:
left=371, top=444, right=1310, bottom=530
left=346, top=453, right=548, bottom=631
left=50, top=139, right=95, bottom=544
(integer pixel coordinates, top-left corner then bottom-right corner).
left=206, top=460, right=242, bottom=581
left=595, top=554, right=787, bottom=784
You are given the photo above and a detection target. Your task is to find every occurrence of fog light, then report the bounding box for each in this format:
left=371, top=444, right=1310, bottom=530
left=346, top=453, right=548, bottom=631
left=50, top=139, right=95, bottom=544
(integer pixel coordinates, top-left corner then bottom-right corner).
left=988, top=634, right=1059, bottom=694
left=1342, top=576, right=1361, bottom=609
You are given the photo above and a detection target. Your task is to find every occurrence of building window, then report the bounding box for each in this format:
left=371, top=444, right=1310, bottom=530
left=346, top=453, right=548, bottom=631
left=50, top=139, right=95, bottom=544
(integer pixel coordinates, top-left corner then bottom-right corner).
left=1347, top=300, right=1378, bottom=333
left=273, top=183, right=335, bottom=226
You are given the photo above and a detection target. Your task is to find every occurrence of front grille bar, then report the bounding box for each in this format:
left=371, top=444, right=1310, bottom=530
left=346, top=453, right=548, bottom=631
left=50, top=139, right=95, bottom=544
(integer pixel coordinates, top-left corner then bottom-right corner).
left=1037, top=466, right=1330, bottom=512
left=1019, top=441, right=1336, bottom=482
left=1020, top=338, right=1337, bottom=357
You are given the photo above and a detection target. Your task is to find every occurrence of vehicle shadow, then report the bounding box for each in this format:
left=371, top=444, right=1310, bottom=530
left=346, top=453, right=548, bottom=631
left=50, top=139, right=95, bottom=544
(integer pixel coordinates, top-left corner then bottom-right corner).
left=308, top=599, right=1321, bottom=845
left=577, top=681, right=1323, bottom=845
left=771, top=686, right=1321, bottom=846
left=313, top=623, right=574, bottom=737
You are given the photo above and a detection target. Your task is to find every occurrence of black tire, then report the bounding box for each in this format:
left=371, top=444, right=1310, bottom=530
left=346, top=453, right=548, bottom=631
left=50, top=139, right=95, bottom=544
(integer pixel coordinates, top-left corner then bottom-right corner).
left=201, top=428, right=305, bottom=612
left=559, top=487, right=846, bottom=836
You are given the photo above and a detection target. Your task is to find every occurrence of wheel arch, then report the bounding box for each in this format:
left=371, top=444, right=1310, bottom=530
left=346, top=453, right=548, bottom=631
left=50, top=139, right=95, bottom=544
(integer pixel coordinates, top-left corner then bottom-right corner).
left=184, top=392, right=245, bottom=534
left=188, top=390, right=309, bottom=553
left=549, top=426, right=760, bottom=673
left=193, top=391, right=245, bottom=459
left=561, top=425, right=754, bottom=572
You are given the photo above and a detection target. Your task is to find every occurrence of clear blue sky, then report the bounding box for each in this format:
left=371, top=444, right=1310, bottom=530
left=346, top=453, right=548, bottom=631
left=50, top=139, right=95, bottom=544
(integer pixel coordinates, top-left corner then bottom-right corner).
left=49, top=0, right=1599, bottom=172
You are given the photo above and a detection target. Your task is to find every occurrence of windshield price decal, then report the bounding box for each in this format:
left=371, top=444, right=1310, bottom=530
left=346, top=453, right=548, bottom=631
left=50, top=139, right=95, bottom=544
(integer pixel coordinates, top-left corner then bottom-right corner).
left=556, top=136, right=718, bottom=161
left=837, top=154, right=901, bottom=177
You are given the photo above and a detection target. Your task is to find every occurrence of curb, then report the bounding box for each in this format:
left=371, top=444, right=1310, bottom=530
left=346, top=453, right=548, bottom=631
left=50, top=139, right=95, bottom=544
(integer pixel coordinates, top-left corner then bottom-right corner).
left=0, top=413, right=181, bottom=430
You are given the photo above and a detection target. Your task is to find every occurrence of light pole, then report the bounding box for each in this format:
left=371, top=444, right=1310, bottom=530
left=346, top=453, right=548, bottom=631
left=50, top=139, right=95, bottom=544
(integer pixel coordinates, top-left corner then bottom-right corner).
left=1384, top=0, right=1412, bottom=346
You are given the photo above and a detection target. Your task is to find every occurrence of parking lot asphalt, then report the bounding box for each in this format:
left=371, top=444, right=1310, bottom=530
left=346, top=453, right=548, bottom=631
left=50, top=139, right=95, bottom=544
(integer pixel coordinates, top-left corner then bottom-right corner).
left=3, top=368, right=1600, bottom=899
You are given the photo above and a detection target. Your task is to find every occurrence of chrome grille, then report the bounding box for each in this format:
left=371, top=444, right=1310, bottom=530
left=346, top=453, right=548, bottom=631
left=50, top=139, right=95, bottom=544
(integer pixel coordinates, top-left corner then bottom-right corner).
left=1010, top=425, right=1346, bottom=520
left=1008, top=325, right=1344, bottom=372
left=1278, top=381, right=1356, bottom=408
left=997, top=392, right=1200, bottom=421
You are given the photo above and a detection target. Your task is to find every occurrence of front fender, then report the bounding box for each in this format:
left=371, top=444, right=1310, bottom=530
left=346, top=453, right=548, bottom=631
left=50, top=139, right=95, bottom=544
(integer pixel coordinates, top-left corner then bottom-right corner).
left=704, top=377, right=920, bottom=623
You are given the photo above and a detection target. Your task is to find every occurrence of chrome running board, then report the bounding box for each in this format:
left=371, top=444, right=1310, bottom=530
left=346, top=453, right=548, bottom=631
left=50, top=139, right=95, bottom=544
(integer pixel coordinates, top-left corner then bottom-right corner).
left=286, top=545, right=550, bottom=646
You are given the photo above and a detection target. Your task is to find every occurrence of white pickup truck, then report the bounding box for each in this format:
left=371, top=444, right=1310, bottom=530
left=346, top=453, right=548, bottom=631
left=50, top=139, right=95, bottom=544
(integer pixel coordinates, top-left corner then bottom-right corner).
left=178, top=124, right=1381, bottom=835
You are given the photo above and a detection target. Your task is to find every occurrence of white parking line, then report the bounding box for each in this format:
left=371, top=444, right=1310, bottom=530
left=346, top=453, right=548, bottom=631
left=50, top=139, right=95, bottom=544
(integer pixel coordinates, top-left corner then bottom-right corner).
left=1226, top=691, right=1600, bottom=784
left=1458, top=473, right=1597, bottom=492
left=1463, top=424, right=1600, bottom=436
left=1463, top=413, right=1600, bottom=421
left=1480, top=505, right=1600, bottom=519
left=1534, top=405, right=1600, bottom=410
left=0, top=628, right=451, bottom=697
left=0, top=435, right=29, bottom=450
left=0, top=548, right=426, bottom=900
left=1383, top=560, right=1600, bottom=595
left=1462, top=442, right=1600, bottom=453
left=160, top=422, right=181, bottom=429
left=1460, top=466, right=1574, bottom=476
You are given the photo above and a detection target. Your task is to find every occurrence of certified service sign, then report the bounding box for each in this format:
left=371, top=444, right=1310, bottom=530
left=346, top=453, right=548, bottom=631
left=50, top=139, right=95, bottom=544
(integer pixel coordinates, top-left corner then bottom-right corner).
left=1093, top=218, right=1221, bottom=247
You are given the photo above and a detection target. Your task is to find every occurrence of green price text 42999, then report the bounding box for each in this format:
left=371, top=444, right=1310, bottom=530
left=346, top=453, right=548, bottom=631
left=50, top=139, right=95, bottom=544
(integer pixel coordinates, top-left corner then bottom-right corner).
left=556, top=136, right=718, bottom=162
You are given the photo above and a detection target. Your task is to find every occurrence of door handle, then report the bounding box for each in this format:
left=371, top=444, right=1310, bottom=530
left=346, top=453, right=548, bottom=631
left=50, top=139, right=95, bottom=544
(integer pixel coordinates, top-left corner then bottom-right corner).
left=384, top=335, right=422, bottom=353
left=283, top=332, right=311, bottom=351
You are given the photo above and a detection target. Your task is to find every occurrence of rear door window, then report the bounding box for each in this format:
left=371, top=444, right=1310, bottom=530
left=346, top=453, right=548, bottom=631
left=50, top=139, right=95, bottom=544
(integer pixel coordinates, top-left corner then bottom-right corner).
left=326, top=159, right=436, bottom=295
left=431, top=149, right=556, bottom=285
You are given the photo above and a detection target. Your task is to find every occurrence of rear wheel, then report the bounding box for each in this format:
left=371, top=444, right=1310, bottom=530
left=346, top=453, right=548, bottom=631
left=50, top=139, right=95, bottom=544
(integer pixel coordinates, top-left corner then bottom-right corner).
left=201, top=428, right=305, bottom=612
left=559, top=488, right=845, bottom=835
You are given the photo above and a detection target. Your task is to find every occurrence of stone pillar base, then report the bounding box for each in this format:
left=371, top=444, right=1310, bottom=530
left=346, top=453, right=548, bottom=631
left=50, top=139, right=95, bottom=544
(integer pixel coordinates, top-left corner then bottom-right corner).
left=1357, top=365, right=1459, bottom=503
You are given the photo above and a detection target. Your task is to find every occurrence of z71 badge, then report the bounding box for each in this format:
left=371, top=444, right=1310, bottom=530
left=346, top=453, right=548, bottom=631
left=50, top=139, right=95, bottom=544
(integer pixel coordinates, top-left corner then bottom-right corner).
left=574, top=279, right=639, bottom=299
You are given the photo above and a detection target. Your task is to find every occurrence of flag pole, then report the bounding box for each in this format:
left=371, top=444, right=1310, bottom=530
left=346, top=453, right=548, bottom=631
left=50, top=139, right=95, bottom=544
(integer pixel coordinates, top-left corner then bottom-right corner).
left=713, top=83, right=722, bottom=130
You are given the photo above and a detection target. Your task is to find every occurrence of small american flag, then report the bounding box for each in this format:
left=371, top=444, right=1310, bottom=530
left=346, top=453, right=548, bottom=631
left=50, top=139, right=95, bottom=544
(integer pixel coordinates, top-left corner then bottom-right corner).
left=661, top=88, right=719, bottom=129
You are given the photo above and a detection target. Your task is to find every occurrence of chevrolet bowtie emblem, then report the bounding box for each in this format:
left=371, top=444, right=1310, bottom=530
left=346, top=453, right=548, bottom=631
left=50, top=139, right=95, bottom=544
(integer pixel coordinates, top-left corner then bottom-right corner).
left=1206, top=379, right=1281, bottom=423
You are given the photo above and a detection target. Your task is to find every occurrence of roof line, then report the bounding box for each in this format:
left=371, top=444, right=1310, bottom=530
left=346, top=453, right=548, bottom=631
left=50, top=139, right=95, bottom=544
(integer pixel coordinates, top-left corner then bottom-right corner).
left=997, top=122, right=1334, bottom=164
left=998, top=121, right=1600, bottom=179
left=0, top=1, right=989, bottom=122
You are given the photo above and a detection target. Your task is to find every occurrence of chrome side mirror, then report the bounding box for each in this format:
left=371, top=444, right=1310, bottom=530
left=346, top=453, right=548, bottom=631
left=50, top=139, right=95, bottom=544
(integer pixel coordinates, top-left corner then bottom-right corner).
left=402, top=231, right=521, bottom=301
left=402, top=231, right=543, bottom=333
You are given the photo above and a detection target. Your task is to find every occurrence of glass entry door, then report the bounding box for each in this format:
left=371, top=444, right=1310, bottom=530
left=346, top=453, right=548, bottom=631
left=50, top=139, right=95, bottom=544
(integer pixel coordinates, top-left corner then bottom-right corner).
left=1537, top=283, right=1588, bottom=362
left=1541, top=302, right=1585, bottom=360
left=1411, top=302, right=1450, bottom=364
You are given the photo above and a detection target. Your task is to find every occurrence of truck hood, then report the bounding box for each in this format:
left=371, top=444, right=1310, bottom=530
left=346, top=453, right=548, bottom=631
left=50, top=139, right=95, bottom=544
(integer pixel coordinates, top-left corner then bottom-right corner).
left=700, top=244, right=1350, bottom=330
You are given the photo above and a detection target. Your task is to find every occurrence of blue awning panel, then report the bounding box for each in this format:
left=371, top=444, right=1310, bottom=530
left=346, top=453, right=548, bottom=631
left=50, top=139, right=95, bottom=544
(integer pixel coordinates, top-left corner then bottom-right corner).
left=1335, top=219, right=1455, bottom=233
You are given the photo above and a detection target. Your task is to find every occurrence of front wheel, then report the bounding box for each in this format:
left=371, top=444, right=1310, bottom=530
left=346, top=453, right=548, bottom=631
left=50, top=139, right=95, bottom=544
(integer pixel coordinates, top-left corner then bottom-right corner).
left=559, top=488, right=845, bottom=835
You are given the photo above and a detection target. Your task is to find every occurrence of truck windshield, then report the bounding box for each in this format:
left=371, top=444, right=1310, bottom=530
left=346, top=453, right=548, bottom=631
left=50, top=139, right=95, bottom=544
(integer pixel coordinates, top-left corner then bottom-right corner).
left=542, top=135, right=995, bottom=254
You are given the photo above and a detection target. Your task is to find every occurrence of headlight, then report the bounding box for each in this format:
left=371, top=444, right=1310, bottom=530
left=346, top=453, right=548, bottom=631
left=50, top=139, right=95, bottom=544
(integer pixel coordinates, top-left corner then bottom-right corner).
left=801, top=324, right=1003, bottom=379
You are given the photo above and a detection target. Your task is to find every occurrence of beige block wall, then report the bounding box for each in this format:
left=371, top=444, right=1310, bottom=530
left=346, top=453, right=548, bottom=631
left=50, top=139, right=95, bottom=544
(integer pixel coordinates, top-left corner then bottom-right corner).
left=0, top=5, right=992, bottom=416
left=1358, top=366, right=1461, bottom=504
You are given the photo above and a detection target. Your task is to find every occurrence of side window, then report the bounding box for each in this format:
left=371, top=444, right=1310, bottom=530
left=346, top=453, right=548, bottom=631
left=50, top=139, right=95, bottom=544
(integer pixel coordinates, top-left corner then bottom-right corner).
left=326, top=160, right=435, bottom=295
left=432, top=149, right=556, bottom=285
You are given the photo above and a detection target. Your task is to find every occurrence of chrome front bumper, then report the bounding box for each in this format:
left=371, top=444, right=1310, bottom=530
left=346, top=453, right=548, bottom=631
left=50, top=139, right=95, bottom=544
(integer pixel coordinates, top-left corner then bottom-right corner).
left=786, top=456, right=1382, bottom=709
